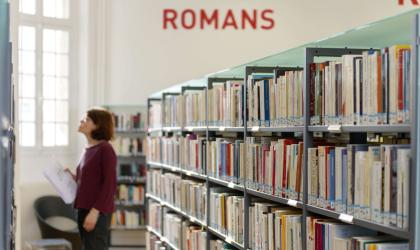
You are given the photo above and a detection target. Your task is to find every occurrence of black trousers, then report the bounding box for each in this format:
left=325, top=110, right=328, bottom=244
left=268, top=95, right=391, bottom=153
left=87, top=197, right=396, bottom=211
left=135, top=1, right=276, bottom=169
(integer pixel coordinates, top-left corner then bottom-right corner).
left=77, top=209, right=112, bottom=250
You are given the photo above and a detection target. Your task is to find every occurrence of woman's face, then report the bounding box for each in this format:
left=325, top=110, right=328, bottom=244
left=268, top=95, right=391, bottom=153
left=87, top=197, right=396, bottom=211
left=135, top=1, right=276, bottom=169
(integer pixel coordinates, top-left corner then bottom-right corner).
left=78, top=115, right=97, bottom=136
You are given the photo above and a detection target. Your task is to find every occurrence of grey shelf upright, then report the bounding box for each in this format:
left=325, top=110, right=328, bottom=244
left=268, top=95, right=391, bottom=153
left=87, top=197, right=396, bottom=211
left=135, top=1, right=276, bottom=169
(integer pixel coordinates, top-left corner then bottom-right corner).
left=145, top=10, right=420, bottom=250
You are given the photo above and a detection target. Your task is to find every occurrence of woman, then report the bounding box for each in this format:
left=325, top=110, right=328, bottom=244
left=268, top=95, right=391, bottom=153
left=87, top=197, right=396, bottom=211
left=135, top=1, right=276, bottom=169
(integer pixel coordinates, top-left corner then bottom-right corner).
left=66, top=108, right=117, bottom=250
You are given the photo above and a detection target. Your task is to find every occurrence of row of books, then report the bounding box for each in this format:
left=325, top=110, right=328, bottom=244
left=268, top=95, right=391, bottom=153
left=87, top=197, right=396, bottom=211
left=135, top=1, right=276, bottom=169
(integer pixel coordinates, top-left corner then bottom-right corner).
left=159, top=136, right=179, bottom=166
left=163, top=94, right=183, bottom=127
left=247, top=71, right=304, bottom=127
left=249, top=203, right=302, bottom=250
left=147, top=169, right=162, bottom=198
left=148, top=201, right=162, bottom=233
left=149, top=101, right=162, bottom=129
left=179, top=134, right=206, bottom=174
left=163, top=212, right=183, bottom=249
left=113, top=112, right=144, bottom=131
left=111, top=137, right=143, bottom=156
left=179, top=179, right=207, bottom=222
left=146, top=233, right=165, bottom=250
left=306, top=216, right=408, bottom=250
left=207, top=138, right=244, bottom=183
left=209, top=188, right=244, bottom=244
left=310, top=45, right=411, bottom=126
left=145, top=137, right=163, bottom=163
left=182, top=222, right=207, bottom=250
left=183, top=89, right=206, bottom=127
left=118, top=163, right=146, bottom=179
left=308, top=144, right=411, bottom=229
left=146, top=207, right=207, bottom=250
left=208, top=81, right=244, bottom=127
left=246, top=137, right=303, bottom=201
left=116, top=184, right=145, bottom=204
left=111, top=208, right=145, bottom=228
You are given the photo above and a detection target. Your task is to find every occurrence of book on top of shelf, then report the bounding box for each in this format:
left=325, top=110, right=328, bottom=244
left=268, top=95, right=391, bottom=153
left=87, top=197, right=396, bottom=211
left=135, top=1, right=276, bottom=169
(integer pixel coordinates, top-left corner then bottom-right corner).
left=309, top=45, right=411, bottom=126
left=247, top=71, right=303, bottom=127
left=208, top=80, right=244, bottom=127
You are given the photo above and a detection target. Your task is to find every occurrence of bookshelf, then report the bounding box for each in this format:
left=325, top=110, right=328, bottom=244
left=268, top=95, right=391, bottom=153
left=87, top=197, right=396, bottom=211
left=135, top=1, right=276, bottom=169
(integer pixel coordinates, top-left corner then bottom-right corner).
left=106, top=105, right=148, bottom=249
left=145, top=10, right=420, bottom=250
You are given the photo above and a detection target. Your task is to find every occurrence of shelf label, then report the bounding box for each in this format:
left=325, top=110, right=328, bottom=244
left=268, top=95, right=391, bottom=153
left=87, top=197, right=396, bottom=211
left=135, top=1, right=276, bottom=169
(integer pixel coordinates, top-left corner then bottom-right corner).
left=171, top=167, right=178, bottom=172
left=186, top=171, right=192, bottom=176
left=328, top=124, right=342, bottom=132
left=287, top=199, right=298, bottom=207
left=225, top=237, right=233, bottom=244
left=186, top=127, right=193, bottom=131
left=339, top=213, right=354, bottom=223
left=228, top=182, right=235, bottom=188
left=219, top=127, right=226, bottom=131
left=190, top=217, right=196, bottom=223
left=251, top=126, right=259, bottom=132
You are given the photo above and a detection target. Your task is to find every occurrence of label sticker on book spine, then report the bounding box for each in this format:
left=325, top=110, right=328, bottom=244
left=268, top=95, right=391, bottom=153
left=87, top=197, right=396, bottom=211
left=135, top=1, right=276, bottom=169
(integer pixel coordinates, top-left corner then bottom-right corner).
left=339, top=213, right=354, bottom=223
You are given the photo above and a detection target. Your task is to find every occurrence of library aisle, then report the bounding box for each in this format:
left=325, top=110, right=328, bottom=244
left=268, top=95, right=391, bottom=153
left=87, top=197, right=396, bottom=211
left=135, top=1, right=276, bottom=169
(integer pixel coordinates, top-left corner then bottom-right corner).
left=143, top=9, right=420, bottom=250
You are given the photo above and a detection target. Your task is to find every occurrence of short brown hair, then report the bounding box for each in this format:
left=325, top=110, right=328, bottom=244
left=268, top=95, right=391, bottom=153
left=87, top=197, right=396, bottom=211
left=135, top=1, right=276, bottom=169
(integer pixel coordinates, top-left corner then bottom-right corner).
left=87, top=108, right=115, bottom=141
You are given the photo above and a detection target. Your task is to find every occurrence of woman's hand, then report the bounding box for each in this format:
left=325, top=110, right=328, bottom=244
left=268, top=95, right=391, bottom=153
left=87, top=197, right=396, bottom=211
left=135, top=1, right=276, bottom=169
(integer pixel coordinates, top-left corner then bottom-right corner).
left=63, top=167, right=76, bottom=181
left=83, top=208, right=99, bottom=232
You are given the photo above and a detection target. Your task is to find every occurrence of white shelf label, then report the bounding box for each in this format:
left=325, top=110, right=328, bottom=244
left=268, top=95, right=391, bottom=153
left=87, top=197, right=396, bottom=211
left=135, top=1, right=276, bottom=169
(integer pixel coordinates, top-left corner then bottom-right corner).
left=219, top=127, right=226, bottom=131
left=251, top=126, right=260, bottom=132
left=186, top=171, right=192, bottom=176
left=339, top=213, right=354, bottom=223
left=171, top=167, right=178, bottom=172
left=186, top=127, right=193, bottom=131
left=228, top=182, right=235, bottom=188
left=190, top=217, right=196, bottom=223
left=287, top=199, right=298, bottom=207
left=328, top=124, right=342, bottom=132
left=225, top=237, right=233, bottom=244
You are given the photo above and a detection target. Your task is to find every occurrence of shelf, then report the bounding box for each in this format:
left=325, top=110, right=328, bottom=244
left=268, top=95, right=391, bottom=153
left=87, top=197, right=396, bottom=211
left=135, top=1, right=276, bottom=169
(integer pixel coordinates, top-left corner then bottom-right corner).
left=207, top=226, right=245, bottom=250
left=179, top=169, right=207, bottom=181
left=117, top=178, right=146, bottom=184
left=147, top=128, right=163, bottom=134
left=306, top=205, right=410, bottom=240
left=308, top=125, right=411, bottom=133
left=247, top=126, right=304, bottom=133
left=111, top=225, right=147, bottom=230
left=162, top=126, right=182, bottom=132
left=146, top=193, right=207, bottom=228
left=246, top=188, right=303, bottom=209
left=115, top=200, right=145, bottom=206
left=183, top=126, right=207, bottom=132
left=115, top=129, right=147, bottom=135
left=117, top=153, right=146, bottom=158
left=208, top=177, right=245, bottom=191
left=208, top=126, right=244, bottom=132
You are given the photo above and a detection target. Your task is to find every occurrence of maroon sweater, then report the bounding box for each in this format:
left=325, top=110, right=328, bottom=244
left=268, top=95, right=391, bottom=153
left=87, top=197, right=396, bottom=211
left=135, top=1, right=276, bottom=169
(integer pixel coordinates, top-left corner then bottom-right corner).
left=74, top=141, right=117, bottom=214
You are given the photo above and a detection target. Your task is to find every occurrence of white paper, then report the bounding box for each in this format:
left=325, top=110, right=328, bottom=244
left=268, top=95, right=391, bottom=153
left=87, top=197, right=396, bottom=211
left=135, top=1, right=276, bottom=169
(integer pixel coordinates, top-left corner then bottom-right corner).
left=43, top=161, right=77, bottom=204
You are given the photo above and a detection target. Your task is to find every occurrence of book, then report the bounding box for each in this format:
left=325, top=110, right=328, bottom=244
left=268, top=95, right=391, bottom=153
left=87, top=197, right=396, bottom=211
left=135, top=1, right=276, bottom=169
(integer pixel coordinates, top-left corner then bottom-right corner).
left=43, top=161, right=77, bottom=204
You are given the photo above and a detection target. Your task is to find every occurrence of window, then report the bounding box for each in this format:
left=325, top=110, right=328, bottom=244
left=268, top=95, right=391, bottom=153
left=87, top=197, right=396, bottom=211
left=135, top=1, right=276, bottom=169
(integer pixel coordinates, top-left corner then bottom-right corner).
left=18, top=0, right=72, bottom=148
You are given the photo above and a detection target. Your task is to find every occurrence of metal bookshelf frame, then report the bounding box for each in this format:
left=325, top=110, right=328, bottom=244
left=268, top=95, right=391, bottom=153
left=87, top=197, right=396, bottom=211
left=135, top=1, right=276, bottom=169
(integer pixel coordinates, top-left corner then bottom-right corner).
left=108, top=105, right=148, bottom=248
left=145, top=14, right=420, bottom=250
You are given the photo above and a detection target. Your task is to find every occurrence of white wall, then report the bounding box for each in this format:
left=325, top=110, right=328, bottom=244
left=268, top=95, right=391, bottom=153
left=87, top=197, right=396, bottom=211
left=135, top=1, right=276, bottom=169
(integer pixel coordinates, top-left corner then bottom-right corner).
left=105, top=0, right=417, bottom=105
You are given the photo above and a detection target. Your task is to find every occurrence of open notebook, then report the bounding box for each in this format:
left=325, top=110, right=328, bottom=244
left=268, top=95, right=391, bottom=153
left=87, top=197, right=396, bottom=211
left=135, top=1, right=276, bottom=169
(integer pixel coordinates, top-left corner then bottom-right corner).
left=43, top=162, right=77, bottom=204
